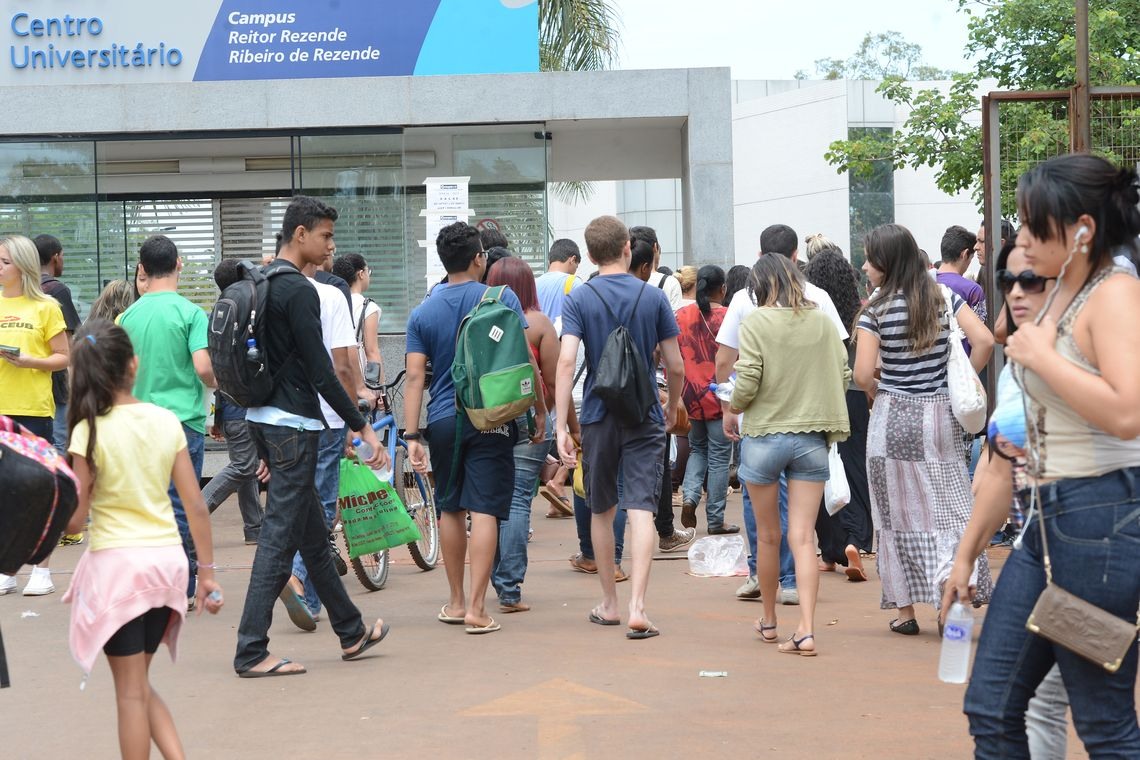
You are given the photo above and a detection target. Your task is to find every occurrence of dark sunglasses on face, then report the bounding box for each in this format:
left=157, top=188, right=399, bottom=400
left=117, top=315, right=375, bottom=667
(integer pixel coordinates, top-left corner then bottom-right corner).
left=996, top=269, right=1057, bottom=295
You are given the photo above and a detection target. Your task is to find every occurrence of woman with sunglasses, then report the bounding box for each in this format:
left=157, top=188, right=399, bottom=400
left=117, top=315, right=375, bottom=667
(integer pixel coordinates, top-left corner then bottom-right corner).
left=855, top=224, right=994, bottom=637
left=943, top=231, right=1071, bottom=758
left=951, top=154, right=1140, bottom=757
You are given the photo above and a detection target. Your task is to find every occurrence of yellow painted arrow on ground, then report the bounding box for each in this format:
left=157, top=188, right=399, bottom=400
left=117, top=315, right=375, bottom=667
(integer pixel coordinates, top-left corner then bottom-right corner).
left=462, top=677, right=648, bottom=760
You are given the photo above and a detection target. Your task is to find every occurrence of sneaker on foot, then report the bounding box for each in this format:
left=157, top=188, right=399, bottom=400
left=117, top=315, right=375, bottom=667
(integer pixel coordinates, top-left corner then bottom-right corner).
left=659, top=527, right=696, bottom=553
left=329, top=534, right=347, bottom=577
left=778, top=586, right=800, bottom=605
left=736, top=575, right=760, bottom=600
left=58, top=533, right=85, bottom=547
left=22, top=569, right=54, bottom=596
left=0, top=574, right=16, bottom=596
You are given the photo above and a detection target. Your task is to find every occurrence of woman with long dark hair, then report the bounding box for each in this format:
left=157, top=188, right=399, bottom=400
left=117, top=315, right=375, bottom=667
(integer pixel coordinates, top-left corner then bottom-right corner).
left=951, top=154, right=1140, bottom=756
left=675, top=265, right=735, bottom=533
left=805, top=248, right=873, bottom=580
left=853, top=223, right=994, bottom=636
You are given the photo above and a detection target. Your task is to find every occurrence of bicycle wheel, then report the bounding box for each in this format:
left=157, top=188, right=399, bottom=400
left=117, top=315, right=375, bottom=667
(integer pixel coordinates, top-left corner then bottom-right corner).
left=345, top=532, right=389, bottom=591
left=395, top=446, right=439, bottom=570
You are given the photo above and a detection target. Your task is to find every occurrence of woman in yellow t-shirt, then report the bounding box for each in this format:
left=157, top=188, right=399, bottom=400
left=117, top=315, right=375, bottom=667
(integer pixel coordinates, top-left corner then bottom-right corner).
left=0, top=234, right=70, bottom=596
left=63, top=318, right=223, bottom=757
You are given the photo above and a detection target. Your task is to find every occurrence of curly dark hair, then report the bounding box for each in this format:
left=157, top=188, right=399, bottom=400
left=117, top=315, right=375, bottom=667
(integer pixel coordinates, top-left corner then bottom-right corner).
left=805, top=249, right=862, bottom=334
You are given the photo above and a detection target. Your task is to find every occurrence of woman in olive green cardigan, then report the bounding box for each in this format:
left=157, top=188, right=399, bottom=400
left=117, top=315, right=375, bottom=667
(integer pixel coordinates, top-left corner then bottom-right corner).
left=728, top=255, right=851, bottom=657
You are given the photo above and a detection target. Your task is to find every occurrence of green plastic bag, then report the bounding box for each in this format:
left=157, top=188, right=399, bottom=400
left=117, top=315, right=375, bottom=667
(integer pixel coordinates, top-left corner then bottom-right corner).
left=337, top=459, right=421, bottom=559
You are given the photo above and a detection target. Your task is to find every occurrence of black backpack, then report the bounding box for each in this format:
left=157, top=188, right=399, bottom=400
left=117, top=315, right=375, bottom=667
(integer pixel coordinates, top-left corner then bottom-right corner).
left=577, top=281, right=658, bottom=426
left=207, top=260, right=300, bottom=407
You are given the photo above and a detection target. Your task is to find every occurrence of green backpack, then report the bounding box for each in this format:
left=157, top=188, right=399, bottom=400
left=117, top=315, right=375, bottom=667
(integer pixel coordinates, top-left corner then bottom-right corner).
left=452, top=285, right=536, bottom=430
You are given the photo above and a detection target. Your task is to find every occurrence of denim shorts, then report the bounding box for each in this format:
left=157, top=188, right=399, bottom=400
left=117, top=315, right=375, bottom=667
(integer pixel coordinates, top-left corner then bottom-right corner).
left=738, top=431, right=829, bottom=485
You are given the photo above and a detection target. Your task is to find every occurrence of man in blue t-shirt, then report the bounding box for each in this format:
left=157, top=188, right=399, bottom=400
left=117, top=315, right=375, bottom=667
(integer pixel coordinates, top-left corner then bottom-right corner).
left=555, top=215, right=683, bottom=639
left=404, top=222, right=546, bottom=636
left=534, top=238, right=582, bottom=335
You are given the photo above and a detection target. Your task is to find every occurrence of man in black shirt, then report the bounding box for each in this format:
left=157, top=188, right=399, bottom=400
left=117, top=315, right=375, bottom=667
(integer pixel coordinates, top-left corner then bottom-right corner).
left=35, top=235, right=80, bottom=456
left=234, top=196, right=389, bottom=677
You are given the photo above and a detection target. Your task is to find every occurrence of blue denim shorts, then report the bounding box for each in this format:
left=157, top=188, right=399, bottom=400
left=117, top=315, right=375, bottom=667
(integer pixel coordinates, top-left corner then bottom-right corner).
left=738, top=431, right=829, bottom=485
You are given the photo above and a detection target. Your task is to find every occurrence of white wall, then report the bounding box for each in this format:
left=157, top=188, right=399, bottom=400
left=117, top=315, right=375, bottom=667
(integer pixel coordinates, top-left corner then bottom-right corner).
left=731, top=80, right=851, bottom=263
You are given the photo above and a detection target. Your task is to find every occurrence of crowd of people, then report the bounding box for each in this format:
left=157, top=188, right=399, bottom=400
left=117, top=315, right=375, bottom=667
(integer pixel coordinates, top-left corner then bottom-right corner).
left=2, top=151, right=1140, bottom=757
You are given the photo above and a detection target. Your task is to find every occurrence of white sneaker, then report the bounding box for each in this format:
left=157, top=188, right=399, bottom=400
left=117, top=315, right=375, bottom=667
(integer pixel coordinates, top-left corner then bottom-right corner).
left=735, top=575, right=760, bottom=600
left=778, top=586, right=799, bottom=605
left=22, top=568, right=54, bottom=596
left=0, top=574, right=16, bottom=595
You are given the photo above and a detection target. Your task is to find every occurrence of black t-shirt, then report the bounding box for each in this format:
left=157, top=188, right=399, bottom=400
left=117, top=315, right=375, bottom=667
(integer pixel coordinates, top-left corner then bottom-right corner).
left=40, top=275, right=81, bottom=406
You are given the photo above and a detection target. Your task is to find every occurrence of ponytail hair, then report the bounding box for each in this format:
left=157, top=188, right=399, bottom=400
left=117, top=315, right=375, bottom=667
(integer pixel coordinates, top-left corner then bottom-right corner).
left=67, top=319, right=136, bottom=487
left=694, top=264, right=726, bottom=316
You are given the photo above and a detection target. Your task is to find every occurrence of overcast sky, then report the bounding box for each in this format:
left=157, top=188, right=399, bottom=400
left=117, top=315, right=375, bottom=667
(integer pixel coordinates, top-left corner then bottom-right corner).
left=612, top=0, right=973, bottom=80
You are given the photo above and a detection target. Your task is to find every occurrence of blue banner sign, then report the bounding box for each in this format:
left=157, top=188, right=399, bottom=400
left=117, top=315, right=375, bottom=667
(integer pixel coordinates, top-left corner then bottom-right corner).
left=0, top=0, right=538, bottom=84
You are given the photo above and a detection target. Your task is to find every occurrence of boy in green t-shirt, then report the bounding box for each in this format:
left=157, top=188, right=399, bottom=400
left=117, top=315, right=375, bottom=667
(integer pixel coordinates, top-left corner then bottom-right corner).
left=118, top=235, right=216, bottom=602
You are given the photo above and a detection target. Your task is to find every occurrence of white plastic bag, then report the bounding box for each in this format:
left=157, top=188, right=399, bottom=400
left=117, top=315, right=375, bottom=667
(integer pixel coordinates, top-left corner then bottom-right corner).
left=940, top=285, right=988, bottom=434
left=824, top=443, right=850, bottom=516
left=687, top=535, right=749, bottom=577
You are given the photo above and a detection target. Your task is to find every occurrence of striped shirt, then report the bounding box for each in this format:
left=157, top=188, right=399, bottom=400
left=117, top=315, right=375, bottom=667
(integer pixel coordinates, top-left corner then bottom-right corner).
left=857, top=291, right=965, bottom=396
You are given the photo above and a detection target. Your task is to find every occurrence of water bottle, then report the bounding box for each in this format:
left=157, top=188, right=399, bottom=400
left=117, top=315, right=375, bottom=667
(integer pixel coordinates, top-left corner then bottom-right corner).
left=245, top=338, right=262, bottom=364
left=352, top=437, right=393, bottom=482
left=708, top=373, right=736, bottom=403
left=938, top=602, right=975, bottom=683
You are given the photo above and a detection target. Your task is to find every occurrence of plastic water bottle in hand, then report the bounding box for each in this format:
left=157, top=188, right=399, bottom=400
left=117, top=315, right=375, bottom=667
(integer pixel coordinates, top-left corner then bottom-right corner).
left=352, top=437, right=393, bottom=483
left=938, top=602, right=975, bottom=683
left=708, top=373, right=737, bottom=403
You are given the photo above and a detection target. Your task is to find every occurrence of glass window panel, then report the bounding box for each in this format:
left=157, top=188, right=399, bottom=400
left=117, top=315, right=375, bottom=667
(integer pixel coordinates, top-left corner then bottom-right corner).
left=645, top=179, right=678, bottom=212
left=0, top=141, right=99, bottom=318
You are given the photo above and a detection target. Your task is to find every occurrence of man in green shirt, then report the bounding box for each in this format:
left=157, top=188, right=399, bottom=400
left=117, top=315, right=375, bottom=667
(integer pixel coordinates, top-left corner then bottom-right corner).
left=118, top=235, right=215, bottom=602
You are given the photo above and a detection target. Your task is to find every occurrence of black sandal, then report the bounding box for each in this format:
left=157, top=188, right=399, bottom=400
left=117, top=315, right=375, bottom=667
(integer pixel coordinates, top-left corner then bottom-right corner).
left=889, top=618, right=920, bottom=636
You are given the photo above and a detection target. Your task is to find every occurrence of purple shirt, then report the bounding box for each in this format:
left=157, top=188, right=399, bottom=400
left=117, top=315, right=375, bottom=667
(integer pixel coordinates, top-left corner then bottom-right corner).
left=937, top=272, right=986, bottom=355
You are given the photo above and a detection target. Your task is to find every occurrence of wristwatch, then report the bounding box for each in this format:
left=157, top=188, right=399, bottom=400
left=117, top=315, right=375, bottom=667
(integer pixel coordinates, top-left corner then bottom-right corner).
left=403, top=432, right=422, bottom=441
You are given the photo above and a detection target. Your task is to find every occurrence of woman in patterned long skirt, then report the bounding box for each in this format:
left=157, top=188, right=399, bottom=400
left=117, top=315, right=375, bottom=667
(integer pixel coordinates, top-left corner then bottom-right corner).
left=853, top=223, right=995, bottom=635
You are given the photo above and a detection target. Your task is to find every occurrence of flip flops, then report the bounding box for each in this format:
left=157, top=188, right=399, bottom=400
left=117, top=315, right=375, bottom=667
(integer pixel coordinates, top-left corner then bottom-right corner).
left=438, top=605, right=465, bottom=624
left=342, top=621, right=390, bottom=660
left=845, top=546, right=868, bottom=582
left=626, top=624, right=660, bottom=640
left=539, top=486, right=573, bottom=516
left=238, top=657, right=306, bottom=678
left=499, top=601, right=531, bottom=613
left=277, top=587, right=317, bottom=632
left=588, top=608, right=620, bottom=626
left=465, top=618, right=501, bottom=635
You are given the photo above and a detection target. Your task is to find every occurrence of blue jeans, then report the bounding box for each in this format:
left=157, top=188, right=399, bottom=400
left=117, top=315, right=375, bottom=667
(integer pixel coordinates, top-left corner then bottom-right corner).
left=168, top=424, right=205, bottom=596
left=51, top=402, right=68, bottom=456
left=235, top=423, right=366, bottom=672
left=492, top=435, right=551, bottom=605
left=202, top=419, right=263, bottom=542
left=575, top=490, right=626, bottom=564
left=743, top=472, right=794, bottom=587
left=964, top=467, right=1140, bottom=757
left=682, top=418, right=732, bottom=528
left=292, top=427, right=344, bottom=615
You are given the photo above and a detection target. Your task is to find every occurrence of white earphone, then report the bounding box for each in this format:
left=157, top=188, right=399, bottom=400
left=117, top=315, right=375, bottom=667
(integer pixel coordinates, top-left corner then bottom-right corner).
left=1075, top=225, right=1090, bottom=253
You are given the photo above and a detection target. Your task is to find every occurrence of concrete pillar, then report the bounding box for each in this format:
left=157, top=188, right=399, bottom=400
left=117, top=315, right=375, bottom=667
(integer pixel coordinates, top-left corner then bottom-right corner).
left=681, top=68, right=735, bottom=269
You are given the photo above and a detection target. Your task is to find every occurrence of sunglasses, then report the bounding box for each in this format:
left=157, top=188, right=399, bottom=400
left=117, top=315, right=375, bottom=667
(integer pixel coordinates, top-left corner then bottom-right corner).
left=996, top=269, right=1057, bottom=295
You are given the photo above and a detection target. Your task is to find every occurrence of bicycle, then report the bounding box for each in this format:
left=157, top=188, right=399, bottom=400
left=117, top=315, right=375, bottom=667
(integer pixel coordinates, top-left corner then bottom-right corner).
left=346, top=369, right=440, bottom=591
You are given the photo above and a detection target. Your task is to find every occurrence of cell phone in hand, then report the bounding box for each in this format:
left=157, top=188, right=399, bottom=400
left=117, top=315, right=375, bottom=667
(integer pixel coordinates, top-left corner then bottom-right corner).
left=0, top=344, right=19, bottom=357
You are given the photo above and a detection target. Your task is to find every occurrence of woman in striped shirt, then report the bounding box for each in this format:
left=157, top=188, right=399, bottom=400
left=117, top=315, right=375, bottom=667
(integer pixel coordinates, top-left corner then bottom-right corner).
left=853, top=223, right=994, bottom=636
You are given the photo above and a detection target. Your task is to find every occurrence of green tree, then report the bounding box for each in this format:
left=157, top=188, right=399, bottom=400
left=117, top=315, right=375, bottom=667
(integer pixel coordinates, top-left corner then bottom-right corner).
left=539, top=0, right=622, bottom=205
left=539, top=0, right=621, bottom=73
left=813, top=31, right=955, bottom=81
left=824, top=0, right=1140, bottom=215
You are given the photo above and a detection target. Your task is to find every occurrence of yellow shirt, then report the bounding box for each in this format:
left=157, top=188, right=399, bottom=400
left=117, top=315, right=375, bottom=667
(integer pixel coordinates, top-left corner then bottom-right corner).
left=68, top=403, right=186, bottom=551
left=0, top=295, right=66, bottom=417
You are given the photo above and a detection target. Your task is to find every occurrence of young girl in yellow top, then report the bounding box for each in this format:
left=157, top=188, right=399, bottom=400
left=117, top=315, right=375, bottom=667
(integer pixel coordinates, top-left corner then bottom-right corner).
left=63, top=318, right=223, bottom=760
left=0, top=234, right=70, bottom=596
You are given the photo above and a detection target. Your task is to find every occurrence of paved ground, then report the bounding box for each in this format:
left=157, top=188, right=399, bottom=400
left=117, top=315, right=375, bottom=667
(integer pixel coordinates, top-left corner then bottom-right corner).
left=3, top=489, right=1094, bottom=759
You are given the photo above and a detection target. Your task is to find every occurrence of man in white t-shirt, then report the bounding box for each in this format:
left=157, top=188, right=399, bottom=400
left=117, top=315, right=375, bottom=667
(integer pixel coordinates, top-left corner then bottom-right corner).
left=282, top=262, right=360, bottom=627
left=715, top=224, right=849, bottom=604
left=631, top=225, right=683, bottom=310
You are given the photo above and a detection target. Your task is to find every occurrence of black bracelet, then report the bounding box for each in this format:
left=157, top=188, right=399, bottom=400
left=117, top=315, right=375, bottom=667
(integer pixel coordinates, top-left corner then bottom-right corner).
left=403, top=432, right=422, bottom=441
